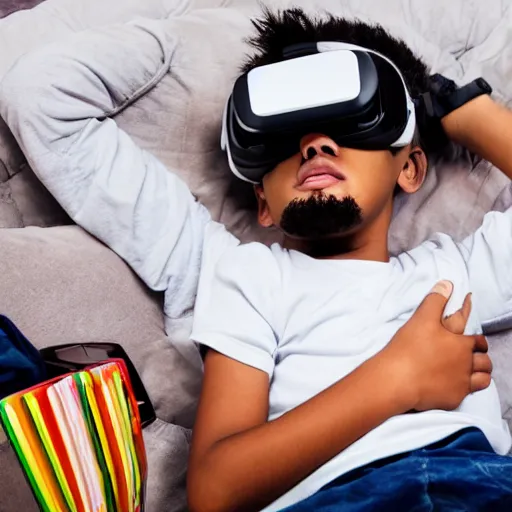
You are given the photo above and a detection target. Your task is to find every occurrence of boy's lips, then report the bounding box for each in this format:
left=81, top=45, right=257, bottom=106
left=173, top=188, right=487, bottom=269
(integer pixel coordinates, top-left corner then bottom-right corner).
left=296, top=158, right=346, bottom=191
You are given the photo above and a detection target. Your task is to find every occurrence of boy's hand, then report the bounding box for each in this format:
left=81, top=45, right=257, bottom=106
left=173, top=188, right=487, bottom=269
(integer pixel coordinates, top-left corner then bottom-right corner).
left=381, top=281, right=492, bottom=412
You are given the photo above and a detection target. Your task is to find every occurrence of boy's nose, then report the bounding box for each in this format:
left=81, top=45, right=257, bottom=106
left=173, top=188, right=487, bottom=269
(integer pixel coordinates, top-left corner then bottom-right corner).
left=300, top=134, right=340, bottom=160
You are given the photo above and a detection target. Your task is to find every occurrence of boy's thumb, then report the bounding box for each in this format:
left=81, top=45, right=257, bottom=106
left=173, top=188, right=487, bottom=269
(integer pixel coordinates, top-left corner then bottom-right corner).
left=415, top=280, right=453, bottom=321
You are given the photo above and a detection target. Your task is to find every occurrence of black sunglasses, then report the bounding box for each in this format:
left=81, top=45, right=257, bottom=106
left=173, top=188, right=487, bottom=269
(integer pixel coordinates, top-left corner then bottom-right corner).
left=39, top=342, right=156, bottom=428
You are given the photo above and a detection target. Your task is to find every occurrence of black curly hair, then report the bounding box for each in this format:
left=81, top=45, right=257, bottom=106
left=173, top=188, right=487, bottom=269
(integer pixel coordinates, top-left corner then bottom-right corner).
left=242, top=7, right=430, bottom=98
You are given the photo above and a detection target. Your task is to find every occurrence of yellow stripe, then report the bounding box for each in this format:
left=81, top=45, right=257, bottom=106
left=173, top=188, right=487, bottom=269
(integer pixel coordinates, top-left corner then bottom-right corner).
left=24, top=394, right=77, bottom=512
left=5, top=401, right=65, bottom=512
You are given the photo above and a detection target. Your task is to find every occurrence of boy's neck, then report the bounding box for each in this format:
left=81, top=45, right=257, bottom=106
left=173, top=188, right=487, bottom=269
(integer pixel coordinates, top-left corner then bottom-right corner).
left=283, top=206, right=392, bottom=263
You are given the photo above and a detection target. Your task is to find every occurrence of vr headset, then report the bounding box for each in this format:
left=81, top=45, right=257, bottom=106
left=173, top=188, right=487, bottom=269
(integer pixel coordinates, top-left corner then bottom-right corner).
left=221, top=41, right=416, bottom=184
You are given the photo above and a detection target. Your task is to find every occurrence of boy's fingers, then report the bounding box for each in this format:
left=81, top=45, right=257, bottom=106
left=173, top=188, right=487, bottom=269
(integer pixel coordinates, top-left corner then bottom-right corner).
left=472, top=353, right=493, bottom=374
left=460, top=293, right=472, bottom=321
left=473, top=335, right=489, bottom=353
left=470, top=372, right=492, bottom=393
left=442, top=293, right=472, bottom=334
left=443, top=311, right=465, bottom=334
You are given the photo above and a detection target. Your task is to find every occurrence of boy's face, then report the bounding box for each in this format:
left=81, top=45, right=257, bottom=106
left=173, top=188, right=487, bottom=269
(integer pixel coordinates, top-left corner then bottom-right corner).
left=255, top=133, right=427, bottom=241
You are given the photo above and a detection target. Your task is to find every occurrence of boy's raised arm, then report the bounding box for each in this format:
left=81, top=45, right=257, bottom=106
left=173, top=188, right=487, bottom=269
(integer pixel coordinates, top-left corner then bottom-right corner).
left=442, top=96, right=512, bottom=322
left=0, top=20, right=211, bottom=307
left=442, top=95, right=512, bottom=180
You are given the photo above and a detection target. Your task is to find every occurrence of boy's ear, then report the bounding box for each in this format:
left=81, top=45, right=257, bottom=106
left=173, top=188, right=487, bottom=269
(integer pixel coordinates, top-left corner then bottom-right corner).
left=254, top=185, right=274, bottom=228
left=396, top=146, right=428, bottom=194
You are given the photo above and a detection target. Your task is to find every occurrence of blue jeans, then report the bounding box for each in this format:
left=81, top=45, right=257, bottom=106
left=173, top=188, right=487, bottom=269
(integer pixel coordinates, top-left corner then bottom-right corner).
left=282, top=428, right=512, bottom=511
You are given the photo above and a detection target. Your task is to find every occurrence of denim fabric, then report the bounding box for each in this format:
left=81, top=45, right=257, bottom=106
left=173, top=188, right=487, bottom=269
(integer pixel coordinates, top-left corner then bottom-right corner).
left=0, top=315, right=46, bottom=399
left=282, top=428, right=512, bottom=512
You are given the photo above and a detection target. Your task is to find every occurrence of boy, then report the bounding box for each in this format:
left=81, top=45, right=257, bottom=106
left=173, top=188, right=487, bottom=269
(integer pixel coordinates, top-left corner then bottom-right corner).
left=0, top=7, right=510, bottom=512
left=188, top=9, right=512, bottom=512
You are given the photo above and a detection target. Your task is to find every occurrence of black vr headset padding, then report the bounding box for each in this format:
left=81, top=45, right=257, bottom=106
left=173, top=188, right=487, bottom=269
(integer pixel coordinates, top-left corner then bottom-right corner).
left=226, top=49, right=411, bottom=183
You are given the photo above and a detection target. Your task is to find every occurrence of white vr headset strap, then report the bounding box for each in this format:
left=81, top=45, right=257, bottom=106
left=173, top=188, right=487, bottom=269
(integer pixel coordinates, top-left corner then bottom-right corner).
left=317, top=41, right=416, bottom=147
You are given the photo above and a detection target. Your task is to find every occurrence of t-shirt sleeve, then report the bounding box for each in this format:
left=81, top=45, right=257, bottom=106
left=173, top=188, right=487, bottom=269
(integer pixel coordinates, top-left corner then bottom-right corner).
left=191, top=244, right=280, bottom=377
left=458, top=207, right=512, bottom=322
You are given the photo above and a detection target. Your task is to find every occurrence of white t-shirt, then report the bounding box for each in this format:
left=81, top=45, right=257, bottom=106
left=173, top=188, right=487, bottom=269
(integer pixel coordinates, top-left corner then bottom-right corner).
left=192, top=211, right=512, bottom=511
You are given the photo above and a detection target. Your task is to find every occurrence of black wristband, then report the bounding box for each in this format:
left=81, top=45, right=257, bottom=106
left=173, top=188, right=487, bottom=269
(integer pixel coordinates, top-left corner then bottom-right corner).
left=443, top=77, right=493, bottom=113
left=418, top=76, right=492, bottom=120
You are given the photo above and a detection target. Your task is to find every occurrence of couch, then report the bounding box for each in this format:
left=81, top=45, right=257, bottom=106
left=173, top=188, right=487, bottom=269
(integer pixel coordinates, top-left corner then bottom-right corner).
left=1, top=0, right=512, bottom=511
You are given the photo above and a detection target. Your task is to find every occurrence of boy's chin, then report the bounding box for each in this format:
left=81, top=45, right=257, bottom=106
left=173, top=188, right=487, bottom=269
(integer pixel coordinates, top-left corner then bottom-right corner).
left=279, top=194, right=364, bottom=240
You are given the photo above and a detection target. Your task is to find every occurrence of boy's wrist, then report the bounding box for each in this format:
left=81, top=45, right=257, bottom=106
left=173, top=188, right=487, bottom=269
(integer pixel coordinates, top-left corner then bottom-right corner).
left=441, top=94, right=494, bottom=147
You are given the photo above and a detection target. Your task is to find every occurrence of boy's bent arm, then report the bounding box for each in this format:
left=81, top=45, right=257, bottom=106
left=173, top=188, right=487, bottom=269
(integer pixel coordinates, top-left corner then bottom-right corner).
left=442, top=95, right=512, bottom=180
left=188, top=348, right=408, bottom=512
left=0, top=20, right=211, bottom=303
left=188, top=285, right=490, bottom=512
left=442, top=95, right=512, bottom=322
